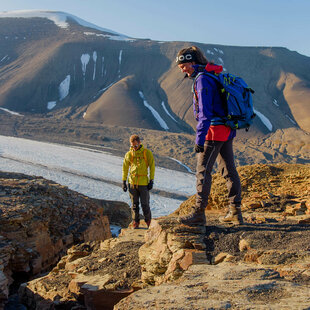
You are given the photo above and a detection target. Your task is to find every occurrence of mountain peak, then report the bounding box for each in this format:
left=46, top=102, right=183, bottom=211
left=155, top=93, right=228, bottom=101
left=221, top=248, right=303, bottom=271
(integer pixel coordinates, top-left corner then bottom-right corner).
left=0, top=9, right=129, bottom=38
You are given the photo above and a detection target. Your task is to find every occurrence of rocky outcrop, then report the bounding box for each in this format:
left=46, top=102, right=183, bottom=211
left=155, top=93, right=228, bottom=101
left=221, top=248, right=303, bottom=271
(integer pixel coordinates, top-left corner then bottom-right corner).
left=0, top=171, right=118, bottom=309
left=19, top=226, right=146, bottom=310
left=0, top=236, right=13, bottom=309
left=139, top=218, right=208, bottom=285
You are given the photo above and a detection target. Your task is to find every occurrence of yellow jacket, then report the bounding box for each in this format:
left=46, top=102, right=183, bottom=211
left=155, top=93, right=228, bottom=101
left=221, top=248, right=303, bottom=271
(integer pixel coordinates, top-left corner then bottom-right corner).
left=122, top=144, right=155, bottom=186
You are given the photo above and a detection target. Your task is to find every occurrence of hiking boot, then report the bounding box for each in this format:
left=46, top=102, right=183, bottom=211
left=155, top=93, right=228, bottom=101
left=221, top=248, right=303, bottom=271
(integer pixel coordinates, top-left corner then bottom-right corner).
left=146, top=220, right=151, bottom=228
left=219, top=207, right=243, bottom=225
left=177, top=207, right=206, bottom=226
left=132, top=221, right=139, bottom=229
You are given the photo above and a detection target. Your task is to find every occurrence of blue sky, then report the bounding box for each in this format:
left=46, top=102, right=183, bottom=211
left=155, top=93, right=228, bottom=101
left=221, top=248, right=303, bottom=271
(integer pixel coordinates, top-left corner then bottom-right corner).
left=1, top=0, right=310, bottom=57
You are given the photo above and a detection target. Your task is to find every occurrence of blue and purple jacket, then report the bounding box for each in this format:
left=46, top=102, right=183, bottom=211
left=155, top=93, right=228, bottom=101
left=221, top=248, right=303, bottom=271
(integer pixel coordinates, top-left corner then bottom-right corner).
left=191, top=63, right=236, bottom=145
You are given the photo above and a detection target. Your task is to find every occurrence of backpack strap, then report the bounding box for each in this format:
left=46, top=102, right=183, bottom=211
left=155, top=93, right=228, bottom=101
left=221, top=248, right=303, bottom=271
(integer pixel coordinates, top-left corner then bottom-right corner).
left=192, top=72, right=205, bottom=116
left=130, top=150, right=134, bottom=165
left=130, top=149, right=148, bottom=167
left=192, top=71, right=227, bottom=119
left=204, top=72, right=231, bottom=118
left=143, top=149, right=148, bottom=167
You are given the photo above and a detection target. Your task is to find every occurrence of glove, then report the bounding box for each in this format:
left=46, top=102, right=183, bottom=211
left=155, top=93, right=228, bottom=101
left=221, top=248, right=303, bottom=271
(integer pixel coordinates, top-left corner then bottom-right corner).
left=122, top=181, right=127, bottom=192
left=147, top=179, right=153, bottom=191
left=194, top=144, right=204, bottom=153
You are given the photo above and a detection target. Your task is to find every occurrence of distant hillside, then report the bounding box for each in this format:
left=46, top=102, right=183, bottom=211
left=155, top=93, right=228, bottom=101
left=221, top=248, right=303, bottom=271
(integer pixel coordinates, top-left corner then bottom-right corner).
left=1, top=10, right=310, bottom=137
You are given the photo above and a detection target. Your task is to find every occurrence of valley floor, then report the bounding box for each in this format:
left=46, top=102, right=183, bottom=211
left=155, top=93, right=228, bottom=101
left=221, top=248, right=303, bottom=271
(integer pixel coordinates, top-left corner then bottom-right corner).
left=0, top=114, right=309, bottom=174
left=0, top=135, right=196, bottom=218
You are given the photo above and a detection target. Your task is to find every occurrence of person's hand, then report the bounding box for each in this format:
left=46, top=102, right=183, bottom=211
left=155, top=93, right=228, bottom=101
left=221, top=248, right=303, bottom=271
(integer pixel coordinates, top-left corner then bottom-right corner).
left=147, top=180, right=153, bottom=191
left=122, top=181, right=127, bottom=192
left=194, top=144, right=204, bottom=153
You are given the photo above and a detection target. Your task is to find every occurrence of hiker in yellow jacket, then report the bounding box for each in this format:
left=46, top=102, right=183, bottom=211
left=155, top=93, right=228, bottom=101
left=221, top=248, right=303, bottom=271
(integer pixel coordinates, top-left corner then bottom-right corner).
left=122, top=134, right=155, bottom=229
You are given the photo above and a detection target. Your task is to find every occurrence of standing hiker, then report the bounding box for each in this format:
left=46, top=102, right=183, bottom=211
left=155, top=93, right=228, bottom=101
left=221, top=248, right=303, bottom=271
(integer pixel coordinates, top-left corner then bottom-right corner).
left=122, top=134, right=155, bottom=229
left=176, top=46, right=243, bottom=226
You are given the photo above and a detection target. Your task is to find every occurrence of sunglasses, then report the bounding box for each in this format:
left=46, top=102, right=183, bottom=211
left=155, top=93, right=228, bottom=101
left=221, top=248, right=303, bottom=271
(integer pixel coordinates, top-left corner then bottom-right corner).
left=176, top=54, right=193, bottom=63
left=131, top=144, right=140, bottom=148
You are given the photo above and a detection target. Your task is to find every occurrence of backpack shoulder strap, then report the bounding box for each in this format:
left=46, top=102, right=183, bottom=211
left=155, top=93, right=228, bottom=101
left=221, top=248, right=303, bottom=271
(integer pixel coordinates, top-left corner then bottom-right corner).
left=143, top=149, right=148, bottom=167
left=192, top=72, right=206, bottom=115
left=197, top=72, right=228, bottom=119
left=130, top=150, right=134, bottom=165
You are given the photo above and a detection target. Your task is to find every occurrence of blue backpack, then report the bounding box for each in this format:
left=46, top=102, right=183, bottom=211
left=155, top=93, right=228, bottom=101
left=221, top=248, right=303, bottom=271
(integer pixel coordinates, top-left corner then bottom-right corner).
left=195, top=71, right=255, bottom=130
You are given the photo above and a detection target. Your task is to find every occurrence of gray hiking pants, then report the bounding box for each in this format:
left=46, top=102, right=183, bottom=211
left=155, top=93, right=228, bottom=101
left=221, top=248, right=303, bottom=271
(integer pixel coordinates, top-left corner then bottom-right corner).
left=196, top=139, right=241, bottom=209
left=129, top=185, right=151, bottom=223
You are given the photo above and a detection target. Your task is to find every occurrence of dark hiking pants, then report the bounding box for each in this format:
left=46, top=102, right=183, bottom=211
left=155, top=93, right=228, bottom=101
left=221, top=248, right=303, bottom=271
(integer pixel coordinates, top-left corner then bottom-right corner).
left=196, top=139, right=241, bottom=209
left=129, top=185, right=151, bottom=223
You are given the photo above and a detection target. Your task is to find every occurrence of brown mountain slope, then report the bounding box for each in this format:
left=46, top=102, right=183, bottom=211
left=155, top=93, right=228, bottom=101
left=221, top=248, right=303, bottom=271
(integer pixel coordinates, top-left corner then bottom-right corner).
left=84, top=75, right=160, bottom=130
left=277, top=72, right=310, bottom=132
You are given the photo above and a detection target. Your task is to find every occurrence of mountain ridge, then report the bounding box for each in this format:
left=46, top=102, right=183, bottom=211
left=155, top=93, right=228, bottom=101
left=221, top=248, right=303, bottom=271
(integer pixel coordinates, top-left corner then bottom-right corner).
left=0, top=10, right=309, bottom=136
left=0, top=10, right=130, bottom=38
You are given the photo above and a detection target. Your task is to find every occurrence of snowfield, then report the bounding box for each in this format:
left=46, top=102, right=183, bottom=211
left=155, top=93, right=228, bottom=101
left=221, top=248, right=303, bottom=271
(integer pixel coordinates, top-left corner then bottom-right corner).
left=0, top=135, right=195, bottom=218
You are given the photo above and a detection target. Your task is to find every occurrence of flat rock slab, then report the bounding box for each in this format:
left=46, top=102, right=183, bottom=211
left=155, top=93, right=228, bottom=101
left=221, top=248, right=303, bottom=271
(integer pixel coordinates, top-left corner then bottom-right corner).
left=115, top=263, right=310, bottom=309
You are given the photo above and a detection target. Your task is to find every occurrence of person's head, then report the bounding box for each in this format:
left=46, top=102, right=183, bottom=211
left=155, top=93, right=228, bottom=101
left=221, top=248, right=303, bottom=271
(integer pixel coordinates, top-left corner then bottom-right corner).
left=129, top=134, right=141, bottom=150
left=176, top=46, right=208, bottom=76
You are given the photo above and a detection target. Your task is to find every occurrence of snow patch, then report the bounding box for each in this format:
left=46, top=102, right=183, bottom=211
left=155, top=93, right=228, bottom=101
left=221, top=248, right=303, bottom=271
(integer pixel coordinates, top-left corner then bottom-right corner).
left=59, top=75, right=70, bottom=101
left=92, top=51, right=97, bottom=80
left=161, top=101, right=177, bottom=122
left=118, top=50, right=122, bottom=76
left=213, top=47, right=224, bottom=55
left=108, top=36, right=135, bottom=42
left=254, top=108, right=273, bottom=131
left=218, top=57, right=224, bottom=64
left=273, top=99, right=279, bottom=107
left=81, top=54, right=90, bottom=86
left=83, top=31, right=134, bottom=41
left=169, top=157, right=193, bottom=173
left=139, top=92, right=169, bottom=130
left=81, top=54, right=90, bottom=76
left=101, top=56, right=105, bottom=77
left=47, top=101, right=57, bottom=110
left=0, top=55, right=8, bottom=62
left=95, top=82, right=115, bottom=98
left=0, top=107, right=23, bottom=116
left=119, top=50, right=123, bottom=65
left=206, top=50, right=214, bottom=55
left=84, top=32, right=104, bottom=37
left=285, top=114, right=297, bottom=125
